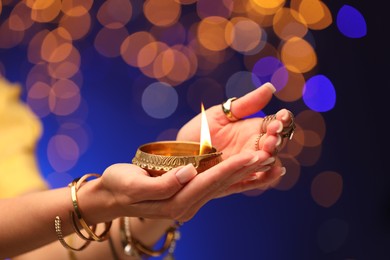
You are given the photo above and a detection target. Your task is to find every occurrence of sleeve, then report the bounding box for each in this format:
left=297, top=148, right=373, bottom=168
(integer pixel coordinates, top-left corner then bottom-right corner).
left=0, top=78, right=48, bottom=198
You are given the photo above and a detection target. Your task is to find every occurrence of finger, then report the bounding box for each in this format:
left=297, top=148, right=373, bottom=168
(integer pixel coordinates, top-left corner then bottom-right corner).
left=265, top=119, right=284, bottom=135
left=174, top=150, right=273, bottom=220
left=257, top=109, right=295, bottom=152
left=276, top=108, right=294, bottom=129
left=218, top=165, right=285, bottom=197
left=254, top=119, right=282, bottom=152
left=123, top=165, right=198, bottom=219
left=139, top=164, right=198, bottom=201
left=229, top=82, right=276, bottom=120
left=103, top=163, right=197, bottom=203
left=128, top=151, right=273, bottom=221
left=275, top=108, right=295, bottom=143
left=262, top=134, right=281, bottom=154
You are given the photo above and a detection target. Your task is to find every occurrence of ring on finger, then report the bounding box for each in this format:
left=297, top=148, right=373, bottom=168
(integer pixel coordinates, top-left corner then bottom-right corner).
left=254, top=133, right=265, bottom=151
left=222, top=97, right=238, bottom=122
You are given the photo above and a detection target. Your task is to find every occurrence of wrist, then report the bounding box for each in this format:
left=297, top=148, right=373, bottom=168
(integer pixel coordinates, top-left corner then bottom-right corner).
left=54, top=174, right=114, bottom=251
left=76, top=176, right=118, bottom=224
left=118, top=217, right=181, bottom=258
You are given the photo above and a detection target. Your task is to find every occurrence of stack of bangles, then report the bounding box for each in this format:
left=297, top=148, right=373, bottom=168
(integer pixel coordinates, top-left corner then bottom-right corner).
left=54, top=173, right=181, bottom=259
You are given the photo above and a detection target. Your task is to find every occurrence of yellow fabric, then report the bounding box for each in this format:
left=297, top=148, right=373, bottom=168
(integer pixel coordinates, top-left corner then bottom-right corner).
left=0, top=77, right=48, bottom=198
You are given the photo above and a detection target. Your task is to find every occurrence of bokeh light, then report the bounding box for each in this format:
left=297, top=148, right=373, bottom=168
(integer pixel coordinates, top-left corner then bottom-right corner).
left=144, top=0, right=181, bottom=27
left=94, top=27, right=129, bottom=57
left=9, top=2, right=34, bottom=32
left=225, top=71, right=257, bottom=98
left=311, top=171, right=343, bottom=207
left=47, top=134, right=79, bottom=172
left=197, top=0, right=233, bottom=19
left=97, top=0, right=132, bottom=29
left=197, top=16, right=230, bottom=51
left=337, top=5, right=367, bottom=38
left=280, top=36, right=317, bottom=73
left=61, top=0, right=93, bottom=17
left=273, top=7, right=308, bottom=40
left=49, top=79, right=81, bottom=116
left=26, top=81, right=51, bottom=117
left=120, top=31, right=156, bottom=67
left=141, top=82, right=178, bottom=119
left=225, top=17, right=263, bottom=54
left=303, top=74, right=336, bottom=112
left=295, top=0, right=332, bottom=30
left=251, top=56, right=286, bottom=87
left=59, top=11, right=92, bottom=40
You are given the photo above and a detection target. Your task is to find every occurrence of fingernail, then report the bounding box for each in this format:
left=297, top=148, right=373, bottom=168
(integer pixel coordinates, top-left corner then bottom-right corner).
left=255, top=166, right=271, bottom=172
left=276, top=109, right=288, bottom=121
left=260, top=157, right=275, bottom=165
left=280, top=167, right=286, bottom=176
left=244, top=155, right=259, bottom=166
left=176, top=164, right=197, bottom=184
left=276, top=121, right=283, bottom=133
left=264, top=82, right=276, bottom=93
left=243, top=173, right=258, bottom=181
left=276, top=135, right=282, bottom=146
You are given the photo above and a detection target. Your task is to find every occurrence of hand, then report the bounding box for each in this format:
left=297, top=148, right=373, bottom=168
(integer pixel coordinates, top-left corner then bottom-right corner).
left=176, top=82, right=295, bottom=196
left=176, top=82, right=295, bottom=158
left=100, top=149, right=276, bottom=222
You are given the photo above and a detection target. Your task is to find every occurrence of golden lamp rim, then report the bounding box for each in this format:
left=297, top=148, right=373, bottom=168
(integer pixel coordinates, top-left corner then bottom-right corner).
left=137, top=140, right=219, bottom=155
left=132, top=141, right=223, bottom=176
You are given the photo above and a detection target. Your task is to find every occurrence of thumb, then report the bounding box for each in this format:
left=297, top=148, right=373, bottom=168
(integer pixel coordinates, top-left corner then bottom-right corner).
left=229, top=82, right=276, bottom=119
left=146, top=164, right=197, bottom=200
left=159, top=163, right=197, bottom=185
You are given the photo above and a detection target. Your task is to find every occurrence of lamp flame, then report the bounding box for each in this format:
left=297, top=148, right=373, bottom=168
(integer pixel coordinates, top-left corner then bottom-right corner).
left=199, top=103, right=212, bottom=155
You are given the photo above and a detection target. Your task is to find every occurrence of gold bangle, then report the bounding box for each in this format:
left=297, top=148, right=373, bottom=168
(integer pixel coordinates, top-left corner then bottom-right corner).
left=54, top=216, right=91, bottom=251
left=67, top=178, right=97, bottom=241
left=119, top=217, right=141, bottom=258
left=119, top=217, right=180, bottom=258
left=70, top=173, right=112, bottom=242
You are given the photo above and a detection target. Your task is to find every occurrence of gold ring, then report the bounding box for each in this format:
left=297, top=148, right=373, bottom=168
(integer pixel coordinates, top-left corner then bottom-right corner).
left=283, top=111, right=295, bottom=140
left=256, top=111, right=296, bottom=153
left=260, top=114, right=276, bottom=134
left=222, top=97, right=238, bottom=121
left=254, top=133, right=265, bottom=151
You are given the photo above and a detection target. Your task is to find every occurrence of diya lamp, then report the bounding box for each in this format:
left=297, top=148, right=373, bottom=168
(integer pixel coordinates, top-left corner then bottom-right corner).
left=132, top=104, right=223, bottom=177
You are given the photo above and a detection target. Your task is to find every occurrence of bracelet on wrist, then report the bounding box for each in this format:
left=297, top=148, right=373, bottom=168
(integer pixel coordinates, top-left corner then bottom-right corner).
left=119, top=217, right=181, bottom=259
left=70, top=173, right=112, bottom=242
left=54, top=215, right=92, bottom=251
left=54, top=173, right=112, bottom=252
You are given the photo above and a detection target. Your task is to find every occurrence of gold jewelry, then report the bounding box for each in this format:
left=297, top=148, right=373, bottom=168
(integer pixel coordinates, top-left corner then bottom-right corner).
left=119, top=217, right=180, bottom=258
left=260, top=112, right=295, bottom=140
left=119, top=217, right=141, bottom=258
left=67, top=178, right=97, bottom=242
left=254, top=133, right=265, bottom=151
left=257, top=112, right=296, bottom=152
left=54, top=216, right=92, bottom=251
left=260, top=114, right=276, bottom=134
left=70, top=173, right=112, bottom=242
left=283, top=111, right=295, bottom=140
left=222, top=97, right=238, bottom=121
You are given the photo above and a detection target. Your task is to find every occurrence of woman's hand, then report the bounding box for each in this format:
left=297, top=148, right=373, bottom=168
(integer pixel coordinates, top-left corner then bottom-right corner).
left=177, top=82, right=294, bottom=158
left=176, top=82, right=295, bottom=199
left=100, top=148, right=277, bottom=222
